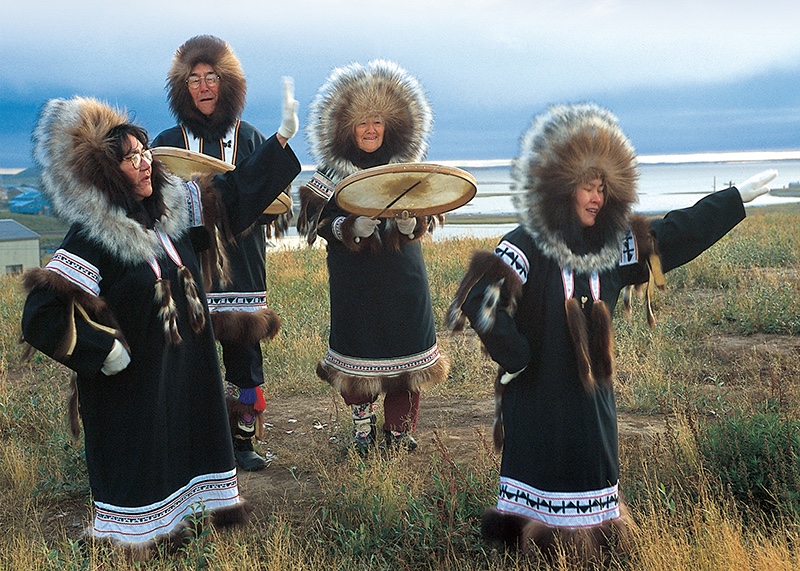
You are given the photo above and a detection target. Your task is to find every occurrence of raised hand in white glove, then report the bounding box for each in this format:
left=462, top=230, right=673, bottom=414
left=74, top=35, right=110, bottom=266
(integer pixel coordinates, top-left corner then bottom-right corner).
left=500, top=367, right=525, bottom=385
left=395, top=217, right=417, bottom=237
left=352, top=216, right=380, bottom=239
left=737, top=169, right=777, bottom=203
left=277, top=76, right=299, bottom=140
left=101, top=339, right=130, bottom=376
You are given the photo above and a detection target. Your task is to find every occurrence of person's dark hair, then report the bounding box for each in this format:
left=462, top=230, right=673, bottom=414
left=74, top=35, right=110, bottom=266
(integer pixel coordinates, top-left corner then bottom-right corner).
left=104, top=124, right=168, bottom=226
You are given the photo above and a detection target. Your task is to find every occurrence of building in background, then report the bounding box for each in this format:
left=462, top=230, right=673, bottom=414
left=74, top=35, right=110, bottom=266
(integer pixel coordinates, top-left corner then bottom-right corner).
left=0, top=219, right=40, bottom=273
left=8, top=187, right=51, bottom=215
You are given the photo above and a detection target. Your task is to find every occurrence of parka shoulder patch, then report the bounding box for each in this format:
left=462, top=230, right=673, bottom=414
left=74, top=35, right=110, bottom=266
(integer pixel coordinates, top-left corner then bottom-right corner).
left=495, top=239, right=529, bottom=284
left=619, top=228, right=638, bottom=266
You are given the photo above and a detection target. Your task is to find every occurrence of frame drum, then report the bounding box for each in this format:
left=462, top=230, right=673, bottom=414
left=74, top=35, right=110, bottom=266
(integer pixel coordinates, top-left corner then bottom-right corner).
left=334, top=163, right=476, bottom=218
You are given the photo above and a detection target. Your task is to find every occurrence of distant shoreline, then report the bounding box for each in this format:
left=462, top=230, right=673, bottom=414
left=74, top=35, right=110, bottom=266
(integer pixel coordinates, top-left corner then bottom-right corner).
left=6, top=149, right=800, bottom=176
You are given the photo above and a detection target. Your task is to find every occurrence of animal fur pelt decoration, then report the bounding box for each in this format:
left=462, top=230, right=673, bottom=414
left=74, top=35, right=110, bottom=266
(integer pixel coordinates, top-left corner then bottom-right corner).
left=165, top=34, right=246, bottom=141
left=296, top=59, right=442, bottom=243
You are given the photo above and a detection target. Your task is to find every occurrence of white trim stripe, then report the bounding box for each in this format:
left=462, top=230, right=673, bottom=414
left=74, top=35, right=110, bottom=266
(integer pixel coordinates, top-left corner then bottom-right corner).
left=45, top=250, right=101, bottom=296
left=324, top=345, right=441, bottom=376
left=494, top=240, right=529, bottom=284
left=92, top=469, right=241, bottom=543
left=207, top=291, right=268, bottom=313
left=496, top=476, right=620, bottom=528
left=184, top=180, right=204, bottom=226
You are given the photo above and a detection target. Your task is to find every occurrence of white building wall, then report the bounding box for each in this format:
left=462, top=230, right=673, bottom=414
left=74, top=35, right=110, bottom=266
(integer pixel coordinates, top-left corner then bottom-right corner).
left=0, top=238, right=41, bottom=273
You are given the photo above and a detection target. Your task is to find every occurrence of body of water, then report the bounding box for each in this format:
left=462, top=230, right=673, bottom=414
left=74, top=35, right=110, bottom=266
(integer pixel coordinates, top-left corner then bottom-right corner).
left=287, top=151, right=800, bottom=241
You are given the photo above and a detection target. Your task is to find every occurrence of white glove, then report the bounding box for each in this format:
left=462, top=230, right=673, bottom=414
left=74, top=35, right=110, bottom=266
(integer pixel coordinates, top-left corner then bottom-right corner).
left=396, top=217, right=417, bottom=237
left=277, top=76, right=299, bottom=140
left=352, top=216, right=380, bottom=239
left=736, top=169, right=777, bottom=203
left=101, top=339, right=130, bottom=376
left=500, top=367, right=525, bottom=385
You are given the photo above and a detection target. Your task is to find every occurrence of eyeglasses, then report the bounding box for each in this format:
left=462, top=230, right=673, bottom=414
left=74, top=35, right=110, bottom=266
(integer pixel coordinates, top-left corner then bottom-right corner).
left=186, top=73, right=220, bottom=90
left=123, top=148, right=153, bottom=170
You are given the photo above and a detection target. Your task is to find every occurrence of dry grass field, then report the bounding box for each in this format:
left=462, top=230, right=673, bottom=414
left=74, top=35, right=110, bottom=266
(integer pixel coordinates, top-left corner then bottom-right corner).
left=3, top=205, right=800, bottom=569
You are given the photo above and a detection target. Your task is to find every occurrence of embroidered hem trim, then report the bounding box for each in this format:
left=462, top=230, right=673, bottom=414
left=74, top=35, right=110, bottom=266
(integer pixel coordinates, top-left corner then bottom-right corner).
left=496, top=476, right=620, bottom=528
left=324, top=345, right=441, bottom=376
left=92, top=469, right=240, bottom=543
left=207, top=291, right=268, bottom=313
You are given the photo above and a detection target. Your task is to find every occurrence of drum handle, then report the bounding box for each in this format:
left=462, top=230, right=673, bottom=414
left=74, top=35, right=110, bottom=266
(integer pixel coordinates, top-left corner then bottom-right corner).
left=371, top=165, right=442, bottom=219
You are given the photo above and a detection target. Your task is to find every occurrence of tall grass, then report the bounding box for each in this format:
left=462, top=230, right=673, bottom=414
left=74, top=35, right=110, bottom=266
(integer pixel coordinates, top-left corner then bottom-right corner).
left=2, top=206, right=800, bottom=569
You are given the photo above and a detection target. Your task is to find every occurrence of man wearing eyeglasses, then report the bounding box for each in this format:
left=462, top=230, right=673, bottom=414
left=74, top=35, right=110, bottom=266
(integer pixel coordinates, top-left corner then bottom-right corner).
left=153, top=35, right=299, bottom=472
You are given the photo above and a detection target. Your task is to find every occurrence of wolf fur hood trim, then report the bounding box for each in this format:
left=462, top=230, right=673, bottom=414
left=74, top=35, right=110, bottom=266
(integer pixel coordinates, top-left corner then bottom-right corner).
left=166, top=35, right=246, bottom=141
left=32, top=96, right=190, bottom=266
left=306, top=59, right=433, bottom=182
left=512, top=103, right=638, bottom=273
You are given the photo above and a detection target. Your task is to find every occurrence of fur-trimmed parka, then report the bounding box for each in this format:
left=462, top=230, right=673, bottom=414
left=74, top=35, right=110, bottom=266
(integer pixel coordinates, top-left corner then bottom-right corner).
left=20, top=95, right=298, bottom=550
left=296, top=59, right=440, bottom=245
left=447, top=102, right=748, bottom=560
left=154, top=35, right=301, bottom=397
left=297, top=60, right=449, bottom=415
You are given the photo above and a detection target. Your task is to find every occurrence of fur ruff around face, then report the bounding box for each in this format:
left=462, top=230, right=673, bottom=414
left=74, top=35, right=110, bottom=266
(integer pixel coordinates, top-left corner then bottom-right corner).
left=32, top=97, right=189, bottom=266
left=166, top=35, right=247, bottom=140
left=306, top=59, right=433, bottom=182
left=512, top=103, right=639, bottom=273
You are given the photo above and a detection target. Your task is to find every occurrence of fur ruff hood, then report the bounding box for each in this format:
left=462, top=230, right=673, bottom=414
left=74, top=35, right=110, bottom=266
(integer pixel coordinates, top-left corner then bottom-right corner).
left=32, top=96, right=190, bottom=266
left=165, top=35, right=246, bottom=141
left=512, top=103, right=639, bottom=273
left=306, top=59, right=433, bottom=182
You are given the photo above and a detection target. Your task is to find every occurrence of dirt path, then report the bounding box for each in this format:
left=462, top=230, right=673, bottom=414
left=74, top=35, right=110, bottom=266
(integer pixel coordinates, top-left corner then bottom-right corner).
left=235, top=393, right=666, bottom=523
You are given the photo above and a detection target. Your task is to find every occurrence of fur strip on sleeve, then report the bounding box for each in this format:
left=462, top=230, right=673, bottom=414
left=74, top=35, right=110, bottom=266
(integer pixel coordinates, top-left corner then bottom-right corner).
left=193, top=173, right=231, bottom=290
left=21, top=268, right=128, bottom=361
left=209, top=308, right=281, bottom=345
left=446, top=249, right=523, bottom=334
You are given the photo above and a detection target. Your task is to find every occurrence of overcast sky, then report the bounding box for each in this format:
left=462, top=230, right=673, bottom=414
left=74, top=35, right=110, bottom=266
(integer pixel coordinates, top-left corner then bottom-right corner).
left=3, top=0, right=800, bottom=168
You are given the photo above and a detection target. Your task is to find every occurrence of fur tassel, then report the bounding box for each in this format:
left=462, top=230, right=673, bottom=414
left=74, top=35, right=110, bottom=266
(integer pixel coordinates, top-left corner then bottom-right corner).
left=590, top=300, right=615, bottom=386
left=154, top=279, right=181, bottom=345
left=264, top=210, right=293, bottom=240
left=178, top=265, right=206, bottom=334
left=492, top=369, right=506, bottom=451
left=316, top=353, right=450, bottom=400
left=210, top=308, right=281, bottom=345
left=68, top=373, right=81, bottom=438
left=564, top=298, right=595, bottom=392
left=296, top=184, right=328, bottom=245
